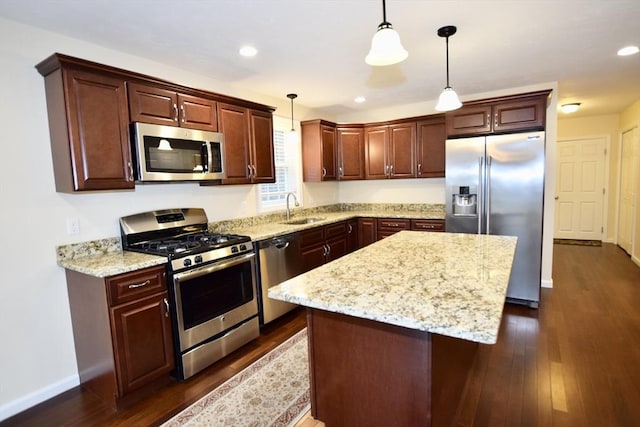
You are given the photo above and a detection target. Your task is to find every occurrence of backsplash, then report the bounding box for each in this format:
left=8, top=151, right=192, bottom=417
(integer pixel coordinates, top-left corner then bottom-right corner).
left=57, top=203, right=444, bottom=261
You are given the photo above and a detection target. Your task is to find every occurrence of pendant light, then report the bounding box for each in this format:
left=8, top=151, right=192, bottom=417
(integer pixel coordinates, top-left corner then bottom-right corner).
left=365, top=0, right=408, bottom=66
left=286, top=93, right=298, bottom=143
left=435, top=25, right=462, bottom=112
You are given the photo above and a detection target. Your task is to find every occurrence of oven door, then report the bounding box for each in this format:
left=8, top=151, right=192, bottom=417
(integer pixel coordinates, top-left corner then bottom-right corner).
left=172, top=252, right=257, bottom=352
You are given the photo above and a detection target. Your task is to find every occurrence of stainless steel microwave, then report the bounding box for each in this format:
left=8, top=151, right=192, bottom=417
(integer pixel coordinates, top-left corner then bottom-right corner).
left=131, top=122, right=225, bottom=182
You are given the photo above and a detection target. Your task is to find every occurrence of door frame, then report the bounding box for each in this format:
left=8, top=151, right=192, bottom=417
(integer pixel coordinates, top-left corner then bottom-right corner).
left=616, top=125, right=639, bottom=260
left=555, top=135, right=610, bottom=241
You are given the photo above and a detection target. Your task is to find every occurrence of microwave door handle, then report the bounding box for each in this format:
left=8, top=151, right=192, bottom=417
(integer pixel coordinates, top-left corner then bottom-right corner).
left=202, top=142, right=211, bottom=173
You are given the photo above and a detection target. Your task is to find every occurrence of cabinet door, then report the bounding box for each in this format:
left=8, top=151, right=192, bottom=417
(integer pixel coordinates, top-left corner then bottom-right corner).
left=217, top=103, right=251, bottom=184
left=417, top=118, right=446, bottom=178
left=446, top=105, right=492, bottom=137
left=337, top=127, right=364, bottom=180
left=326, top=236, right=348, bottom=263
left=249, top=109, right=275, bottom=183
left=346, top=219, right=359, bottom=253
left=493, top=96, right=546, bottom=133
left=321, top=125, right=337, bottom=180
left=364, top=126, right=388, bottom=179
left=358, top=218, right=377, bottom=248
left=377, top=218, right=411, bottom=239
left=301, top=243, right=327, bottom=272
left=388, top=123, right=416, bottom=178
left=177, top=94, right=217, bottom=131
left=62, top=69, right=133, bottom=191
left=128, top=83, right=179, bottom=126
left=111, top=292, right=174, bottom=396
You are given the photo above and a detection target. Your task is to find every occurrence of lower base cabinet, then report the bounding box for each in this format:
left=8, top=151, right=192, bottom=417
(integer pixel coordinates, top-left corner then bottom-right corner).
left=358, top=217, right=445, bottom=248
left=300, top=221, right=357, bottom=272
left=65, top=265, right=174, bottom=409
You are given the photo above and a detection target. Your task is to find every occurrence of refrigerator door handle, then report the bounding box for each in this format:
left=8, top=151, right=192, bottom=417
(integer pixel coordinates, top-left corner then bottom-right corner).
left=486, top=155, right=493, bottom=234
left=478, top=156, right=484, bottom=234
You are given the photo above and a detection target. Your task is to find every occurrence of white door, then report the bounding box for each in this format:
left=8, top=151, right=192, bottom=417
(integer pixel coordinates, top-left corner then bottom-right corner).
left=554, top=137, right=606, bottom=240
left=618, top=128, right=638, bottom=255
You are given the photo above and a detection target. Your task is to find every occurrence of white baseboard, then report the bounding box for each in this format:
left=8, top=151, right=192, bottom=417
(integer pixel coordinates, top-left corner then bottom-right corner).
left=541, top=278, right=553, bottom=289
left=0, top=374, right=79, bottom=422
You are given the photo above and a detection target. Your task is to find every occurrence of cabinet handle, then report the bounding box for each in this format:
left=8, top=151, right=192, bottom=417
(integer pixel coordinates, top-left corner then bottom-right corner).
left=347, top=223, right=353, bottom=234
left=339, top=166, right=343, bottom=177
left=247, top=164, right=253, bottom=178
left=389, top=165, right=394, bottom=176
left=163, top=297, right=170, bottom=317
left=322, top=167, right=327, bottom=177
left=127, top=162, right=134, bottom=181
left=128, top=279, right=150, bottom=289
left=181, top=104, right=186, bottom=123
left=173, top=103, right=178, bottom=122
left=494, top=113, right=498, bottom=128
left=417, top=163, right=422, bottom=175
left=325, top=244, right=331, bottom=256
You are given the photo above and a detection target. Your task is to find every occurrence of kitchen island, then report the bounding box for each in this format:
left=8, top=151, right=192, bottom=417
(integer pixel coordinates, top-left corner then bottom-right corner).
left=269, top=231, right=517, bottom=426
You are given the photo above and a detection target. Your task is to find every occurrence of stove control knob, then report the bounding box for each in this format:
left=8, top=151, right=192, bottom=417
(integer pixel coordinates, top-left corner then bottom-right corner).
left=194, top=255, right=203, bottom=263
left=231, top=246, right=239, bottom=253
left=239, top=244, right=247, bottom=251
left=183, top=258, right=192, bottom=267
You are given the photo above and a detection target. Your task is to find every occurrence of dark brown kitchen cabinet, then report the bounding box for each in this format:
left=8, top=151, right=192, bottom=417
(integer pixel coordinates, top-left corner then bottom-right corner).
left=128, top=82, right=217, bottom=131
left=337, top=126, right=365, bottom=180
left=416, top=116, right=446, bottom=178
left=358, top=218, right=377, bottom=248
left=36, top=56, right=134, bottom=192
left=65, top=265, right=174, bottom=409
left=300, top=221, right=352, bottom=272
left=346, top=219, right=359, bottom=253
left=301, top=120, right=337, bottom=182
left=364, top=123, right=416, bottom=179
left=377, top=218, right=411, bottom=239
left=217, top=103, right=275, bottom=184
left=446, top=90, right=550, bottom=137
left=411, top=219, right=445, bottom=232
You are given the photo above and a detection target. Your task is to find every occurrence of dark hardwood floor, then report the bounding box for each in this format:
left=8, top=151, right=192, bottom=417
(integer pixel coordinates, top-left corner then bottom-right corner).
left=3, top=243, right=640, bottom=426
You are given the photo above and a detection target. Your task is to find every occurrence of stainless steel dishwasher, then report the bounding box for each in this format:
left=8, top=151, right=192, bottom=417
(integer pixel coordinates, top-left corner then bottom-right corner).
left=257, top=233, right=304, bottom=325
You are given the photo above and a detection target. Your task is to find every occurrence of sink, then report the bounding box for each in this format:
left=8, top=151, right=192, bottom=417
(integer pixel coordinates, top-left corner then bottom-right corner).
left=281, top=217, right=326, bottom=225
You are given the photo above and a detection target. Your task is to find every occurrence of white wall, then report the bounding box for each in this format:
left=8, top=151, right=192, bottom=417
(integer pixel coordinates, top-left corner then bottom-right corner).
left=0, top=16, right=558, bottom=420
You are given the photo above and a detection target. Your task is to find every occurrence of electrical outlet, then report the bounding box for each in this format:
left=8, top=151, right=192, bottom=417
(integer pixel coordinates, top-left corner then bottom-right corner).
left=66, top=218, right=80, bottom=235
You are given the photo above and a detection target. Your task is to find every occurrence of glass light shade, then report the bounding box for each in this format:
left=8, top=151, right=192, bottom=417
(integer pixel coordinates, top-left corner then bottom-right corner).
left=365, top=26, right=408, bottom=66
left=158, top=139, right=173, bottom=150
left=286, top=129, right=298, bottom=144
left=435, top=87, right=462, bottom=112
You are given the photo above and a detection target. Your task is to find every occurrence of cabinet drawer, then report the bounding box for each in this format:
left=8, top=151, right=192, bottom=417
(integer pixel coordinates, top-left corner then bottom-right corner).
left=107, top=265, right=167, bottom=306
left=324, top=221, right=348, bottom=239
left=377, top=218, right=411, bottom=230
left=300, top=227, right=326, bottom=247
left=411, top=219, right=445, bottom=232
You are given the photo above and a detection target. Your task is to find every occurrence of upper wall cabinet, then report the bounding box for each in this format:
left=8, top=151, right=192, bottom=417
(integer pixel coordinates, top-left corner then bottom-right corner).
left=217, top=103, right=275, bottom=184
left=364, top=122, right=416, bottom=179
left=36, top=55, right=134, bottom=192
left=37, top=53, right=275, bottom=191
left=301, top=120, right=337, bottom=182
left=128, top=83, right=217, bottom=131
left=337, top=126, right=365, bottom=180
left=446, top=90, right=551, bottom=137
left=416, top=115, right=446, bottom=178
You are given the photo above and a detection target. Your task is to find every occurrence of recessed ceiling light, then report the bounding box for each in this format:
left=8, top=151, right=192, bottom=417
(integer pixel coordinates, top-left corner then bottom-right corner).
left=617, top=45, right=639, bottom=56
left=560, top=103, right=581, bottom=114
left=239, top=45, right=258, bottom=57
left=354, top=96, right=366, bottom=103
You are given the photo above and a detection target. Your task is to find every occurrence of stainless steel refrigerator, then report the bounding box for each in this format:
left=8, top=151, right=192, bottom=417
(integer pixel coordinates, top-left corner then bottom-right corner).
left=445, top=131, right=545, bottom=307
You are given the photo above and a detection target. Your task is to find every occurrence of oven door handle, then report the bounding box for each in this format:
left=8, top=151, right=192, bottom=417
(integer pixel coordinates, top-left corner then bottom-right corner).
left=173, top=252, right=255, bottom=282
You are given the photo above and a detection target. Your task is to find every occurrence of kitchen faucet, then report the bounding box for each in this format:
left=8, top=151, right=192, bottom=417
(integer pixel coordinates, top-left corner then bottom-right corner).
left=286, top=192, right=299, bottom=221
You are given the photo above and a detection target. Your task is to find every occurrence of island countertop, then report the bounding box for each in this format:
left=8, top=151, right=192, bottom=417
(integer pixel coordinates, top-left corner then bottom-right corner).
left=269, top=231, right=517, bottom=344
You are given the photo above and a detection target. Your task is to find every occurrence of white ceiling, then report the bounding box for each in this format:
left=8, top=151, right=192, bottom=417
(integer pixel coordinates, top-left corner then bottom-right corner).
left=1, top=0, right=639, bottom=119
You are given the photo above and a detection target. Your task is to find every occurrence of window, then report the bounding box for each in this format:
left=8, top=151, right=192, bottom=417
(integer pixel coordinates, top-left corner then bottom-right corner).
left=258, top=116, right=301, bottom=212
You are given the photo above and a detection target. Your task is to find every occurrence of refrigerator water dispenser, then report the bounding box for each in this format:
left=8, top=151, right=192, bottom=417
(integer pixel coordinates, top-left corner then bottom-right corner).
left=452, top=186, right=477, bottom=216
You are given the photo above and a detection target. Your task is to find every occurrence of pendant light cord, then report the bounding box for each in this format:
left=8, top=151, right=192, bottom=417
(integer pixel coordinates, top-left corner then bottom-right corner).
left=445, top=35, right=450, bottom=87
left=287, top=93, right=297, bottom=132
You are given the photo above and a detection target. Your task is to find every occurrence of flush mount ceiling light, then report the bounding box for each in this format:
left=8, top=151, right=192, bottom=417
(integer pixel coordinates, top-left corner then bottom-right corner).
left=239, top=45, right=258, bottom=57
left=365, top=0, right=408, bottom=66
left=354, top=96, right=367, bottom=103
left=560, top=103, right=581, bottom=114
left=435, top=25, right=462, bottom=112
left=618, top=45, right=639, bottom=56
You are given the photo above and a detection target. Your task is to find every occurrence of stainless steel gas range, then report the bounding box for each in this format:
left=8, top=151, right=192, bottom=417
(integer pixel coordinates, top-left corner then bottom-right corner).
left=120, top=208, right=259, bottom=380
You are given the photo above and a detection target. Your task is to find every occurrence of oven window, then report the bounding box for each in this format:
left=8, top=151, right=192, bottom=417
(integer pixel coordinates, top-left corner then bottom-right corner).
left=179, top=260, right=254, bottom=330
left=143, top=136, right=206, bottom=173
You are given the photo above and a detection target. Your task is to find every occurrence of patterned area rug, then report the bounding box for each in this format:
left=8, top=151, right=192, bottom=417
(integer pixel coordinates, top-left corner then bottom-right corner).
left=554, top=239, right=602, bottom=247
left=162, top=328, right=310, bottom=427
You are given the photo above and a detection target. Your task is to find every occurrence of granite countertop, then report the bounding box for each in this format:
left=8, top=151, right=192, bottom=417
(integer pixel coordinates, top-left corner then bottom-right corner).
left=57, top=250, right=166, bottom=278
left=269, top=231, right=517, bottom=344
